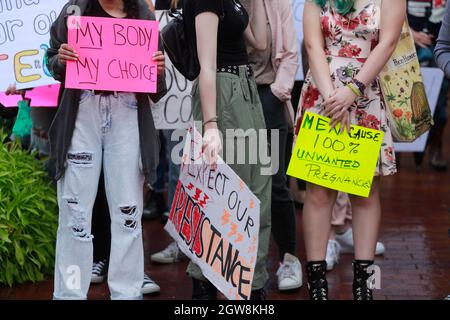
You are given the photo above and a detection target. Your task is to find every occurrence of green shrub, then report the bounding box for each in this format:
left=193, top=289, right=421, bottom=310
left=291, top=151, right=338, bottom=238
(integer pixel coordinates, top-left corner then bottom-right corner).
left=0, top=131, right=58, bottom=286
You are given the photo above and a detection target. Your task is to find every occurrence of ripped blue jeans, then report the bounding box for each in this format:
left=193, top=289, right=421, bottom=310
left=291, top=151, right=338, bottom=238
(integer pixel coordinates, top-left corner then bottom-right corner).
left=53, top=91, right=144, bottom=300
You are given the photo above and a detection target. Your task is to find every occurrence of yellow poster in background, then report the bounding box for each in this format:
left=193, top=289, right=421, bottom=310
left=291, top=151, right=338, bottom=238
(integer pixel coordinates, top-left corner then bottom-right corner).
left=287, top=112, right=384, bottom=197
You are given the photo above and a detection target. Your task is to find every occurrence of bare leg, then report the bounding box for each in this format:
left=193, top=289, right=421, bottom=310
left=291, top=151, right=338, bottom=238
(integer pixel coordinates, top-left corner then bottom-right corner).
left=303, top=183, right=338, bottom=261
left=349, top=177, right=381, bottom=261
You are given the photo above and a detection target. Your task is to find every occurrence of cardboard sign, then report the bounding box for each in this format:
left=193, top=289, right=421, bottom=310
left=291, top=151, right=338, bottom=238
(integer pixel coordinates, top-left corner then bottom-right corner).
left=152, top=11, right=192, bottom=129
left=287, top=112, right=384, bottom=197
left=0, top=92, right=21, bottom=108
left=293, top=0, right=305, bottom=81
left=25, top=84, right=60, bottom=107
left=165, top=126, right=260, bottom=300
left=395, top=67, right=444, bottom=152
left=0, top=0, right=66, bottom=89
left=66, top=16, right=159, bottom=93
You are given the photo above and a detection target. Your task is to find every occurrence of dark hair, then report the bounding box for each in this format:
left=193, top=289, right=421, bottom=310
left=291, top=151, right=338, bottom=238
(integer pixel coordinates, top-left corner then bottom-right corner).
left=124, top=0, right=140, bottom=18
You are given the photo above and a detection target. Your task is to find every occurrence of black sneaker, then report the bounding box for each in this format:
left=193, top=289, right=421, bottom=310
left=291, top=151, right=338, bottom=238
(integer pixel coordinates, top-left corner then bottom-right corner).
left=143, top=192, right=168, bottom=220
left=192, top=279, right=217, bottom=300
left=250, top=288, right=266, bottom=300
left=91, top=259, right=108, bottom=284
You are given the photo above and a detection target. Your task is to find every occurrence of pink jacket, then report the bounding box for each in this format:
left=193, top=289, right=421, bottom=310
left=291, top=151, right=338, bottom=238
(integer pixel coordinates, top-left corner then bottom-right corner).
left=249, top=0, right=299, bottom=127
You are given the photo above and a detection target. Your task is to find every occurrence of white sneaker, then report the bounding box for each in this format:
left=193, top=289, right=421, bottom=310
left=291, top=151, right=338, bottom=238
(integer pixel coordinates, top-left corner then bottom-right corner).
left=335, top=228, right=386, bottom=256
left=375, top=241, right=385, bottom=256
left=276, top=253, right=303, bottom=291
left=151, top=241, right=187, bottom=264
left=326, top=240, right=341, bottom=271
left=91, top=259, right=107, bottom=284
left=141, top=273, right=161, bottom=295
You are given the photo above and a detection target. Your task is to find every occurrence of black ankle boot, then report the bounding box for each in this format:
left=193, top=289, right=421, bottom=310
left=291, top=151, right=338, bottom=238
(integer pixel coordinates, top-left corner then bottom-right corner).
left=192, top=279, right=217, bottom=300
left=306, top=261, right=328, bottom=300
left=353, top=260, right=375, bottom=300
left=250, top=288, right=266, bottom=301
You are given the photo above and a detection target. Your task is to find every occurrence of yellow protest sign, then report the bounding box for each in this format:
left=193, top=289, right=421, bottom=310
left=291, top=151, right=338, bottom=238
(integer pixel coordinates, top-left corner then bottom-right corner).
left=287, top=112, right=384, bottom=197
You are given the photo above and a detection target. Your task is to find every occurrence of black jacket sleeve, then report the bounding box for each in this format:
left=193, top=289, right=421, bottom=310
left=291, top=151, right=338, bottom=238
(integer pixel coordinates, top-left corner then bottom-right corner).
left=47, top=2, right=77, bottom=83
left=142, top=4, right=168, bottom=103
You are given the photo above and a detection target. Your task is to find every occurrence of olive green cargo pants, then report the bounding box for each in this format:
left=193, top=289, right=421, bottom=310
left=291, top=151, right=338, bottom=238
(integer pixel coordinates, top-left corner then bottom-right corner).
left=186, top=66, right=272, bottom=291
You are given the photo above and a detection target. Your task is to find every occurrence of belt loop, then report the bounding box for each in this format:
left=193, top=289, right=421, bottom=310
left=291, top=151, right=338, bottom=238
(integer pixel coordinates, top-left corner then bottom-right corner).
left=113, top=91, right=118, bottom=98
left=238, top=65, right=247, bottom=80
left=239, top=66, right=251, bottom=101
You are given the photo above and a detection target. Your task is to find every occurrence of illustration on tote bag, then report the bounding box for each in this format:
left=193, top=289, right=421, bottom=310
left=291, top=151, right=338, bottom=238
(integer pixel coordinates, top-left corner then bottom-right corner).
left=379, top=21, right=433, bottom=142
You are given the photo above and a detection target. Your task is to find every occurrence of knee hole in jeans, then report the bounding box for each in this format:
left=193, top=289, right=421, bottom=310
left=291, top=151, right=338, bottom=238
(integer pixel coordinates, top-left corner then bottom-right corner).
left=119, top=205, right=139, bottom=233
left=67, top=152, right=94, bottom=168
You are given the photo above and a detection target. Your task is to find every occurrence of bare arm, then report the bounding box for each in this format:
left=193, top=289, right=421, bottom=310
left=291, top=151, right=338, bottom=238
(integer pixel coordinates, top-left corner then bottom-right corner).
left=324, top=0, right=406, bottom=131
left=303, top=1, right=334, bottom=99
left=354, top=0, right=406, bottom=86
left=195, top=12, right=222, bottom=166
left=244, top=0, right=267, bottom=51
left=196, top=12, right=219, bottom=126
left=146, top=0, right=155, bottom=13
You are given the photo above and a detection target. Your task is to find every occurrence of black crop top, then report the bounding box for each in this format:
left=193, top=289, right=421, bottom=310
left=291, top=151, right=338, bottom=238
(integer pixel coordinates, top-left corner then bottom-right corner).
left=184, top=0, right=249, bottom=67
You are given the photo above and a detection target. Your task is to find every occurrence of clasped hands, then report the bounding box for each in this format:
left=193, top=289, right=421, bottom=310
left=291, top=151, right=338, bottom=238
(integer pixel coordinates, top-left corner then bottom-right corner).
left=322, top=85, right=357, bottom=133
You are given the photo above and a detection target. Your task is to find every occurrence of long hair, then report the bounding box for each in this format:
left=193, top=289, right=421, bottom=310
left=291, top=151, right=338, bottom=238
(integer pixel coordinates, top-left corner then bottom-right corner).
left=171, top=0, right=178, bottom=9
left=313, top=0, right=355, bottom=15
left=124, top=0, right=140, bottom=18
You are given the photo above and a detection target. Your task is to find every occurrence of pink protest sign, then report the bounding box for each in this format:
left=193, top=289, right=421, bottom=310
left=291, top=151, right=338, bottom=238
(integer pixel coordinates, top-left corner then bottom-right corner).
left=0, top=92, right=21, bottom=108
left=66, top=16, right=159, bottom=93
left=25, top=85, right=61, bottom=107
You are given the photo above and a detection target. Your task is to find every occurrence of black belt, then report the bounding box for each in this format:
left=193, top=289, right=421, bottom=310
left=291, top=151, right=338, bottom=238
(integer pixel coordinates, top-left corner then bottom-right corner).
left=93, top=90, right=117, bottom=96
left=217, top=64, right=253, bottom=77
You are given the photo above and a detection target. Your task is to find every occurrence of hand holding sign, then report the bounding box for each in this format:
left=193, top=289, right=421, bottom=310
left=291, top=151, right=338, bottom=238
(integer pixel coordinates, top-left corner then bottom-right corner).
left=287, top=112, right=384, bottom=197
left=152, top=51, right=166, bottom=76
left=5, top=84, right=23, bottom=96
left=66, top=16, right=159, bottom=93
left=58, top=44, right=79, bottom=65
left=203, top=126, right=223, bottom=169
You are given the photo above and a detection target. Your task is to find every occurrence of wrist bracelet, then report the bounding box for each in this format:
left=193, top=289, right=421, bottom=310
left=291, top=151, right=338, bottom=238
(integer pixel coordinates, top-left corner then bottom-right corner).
left=204, top=116, right=219, bottom=126
left=352, top=78, right=366, bottom=95
left=345, top=83, right=362, bottom=97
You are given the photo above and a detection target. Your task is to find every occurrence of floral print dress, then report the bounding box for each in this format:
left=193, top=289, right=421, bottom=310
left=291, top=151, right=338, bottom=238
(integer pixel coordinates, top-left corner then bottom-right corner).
left=295, top=0, right=397, bottom=176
